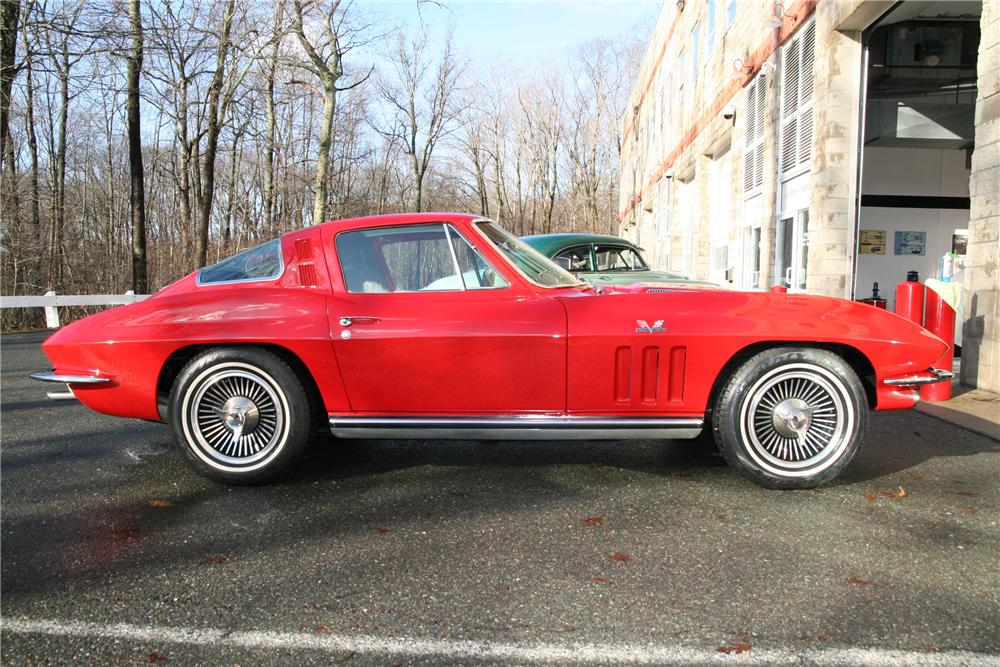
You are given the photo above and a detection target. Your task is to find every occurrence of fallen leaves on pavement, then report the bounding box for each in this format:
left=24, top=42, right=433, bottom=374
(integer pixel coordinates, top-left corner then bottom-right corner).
left=843, top=576, right=873, bottom=586
left=197, top=555, right=227, bottom=566
left=716, top=634, right=751, bottom=654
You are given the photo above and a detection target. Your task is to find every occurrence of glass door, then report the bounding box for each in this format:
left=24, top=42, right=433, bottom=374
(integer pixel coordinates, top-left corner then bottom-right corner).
left=775, top=209, right=809, bottom=290
left=741, top=226, right=761, bottom=288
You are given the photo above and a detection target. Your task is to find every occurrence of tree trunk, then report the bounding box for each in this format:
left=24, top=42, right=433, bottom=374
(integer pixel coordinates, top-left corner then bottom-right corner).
left=312, top=74, right=336, bottom=225
left=262, top=1, right=282, bottom=237
left=127, top=0, right=148, bottom=292
left=23, top=29, right=40, bottom=287
left=51, top=48, right=69, bottom=290
left=0, top=0, right=19, bottom=171
left=194, top=0, right=234, bottom=268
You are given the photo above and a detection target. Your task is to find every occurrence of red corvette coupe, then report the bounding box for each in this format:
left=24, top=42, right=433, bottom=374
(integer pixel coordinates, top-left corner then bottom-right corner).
left=32, top=213, right=952, bottom=488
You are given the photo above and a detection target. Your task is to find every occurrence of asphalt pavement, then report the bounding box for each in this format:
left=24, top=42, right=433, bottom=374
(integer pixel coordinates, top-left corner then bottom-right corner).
left=2, top=331, right=999, bottom=666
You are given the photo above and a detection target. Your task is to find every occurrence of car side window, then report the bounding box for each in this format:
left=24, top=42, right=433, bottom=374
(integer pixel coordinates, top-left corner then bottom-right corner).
left=553, top=247, right=593, bottom=272
left=336, top=223, right=506, bottom=293
left=446, top=225, right=508, bottom=289
left=198, top=239, right=284, bottom=285
left=595, top=245, right=646, bottom=271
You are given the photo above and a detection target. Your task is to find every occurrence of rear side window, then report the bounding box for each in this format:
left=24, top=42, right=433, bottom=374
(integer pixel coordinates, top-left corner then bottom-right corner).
left=553, top=246, right=593, bottom=272
left=595, top=245, right=646, bottom=271
left=198, top=239, right=284, bottom=285
left=336, top=223, right=506, bottom=293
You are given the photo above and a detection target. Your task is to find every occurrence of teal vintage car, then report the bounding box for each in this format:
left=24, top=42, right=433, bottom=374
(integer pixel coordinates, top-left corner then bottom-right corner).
left=521, top=233, right=709, bottom=286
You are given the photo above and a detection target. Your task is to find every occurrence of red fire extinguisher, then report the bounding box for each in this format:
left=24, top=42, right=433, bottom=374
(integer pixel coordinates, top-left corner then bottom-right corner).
left=921, top=288, right=955, bottom=402
left=895, top=279, right=925, bottom=325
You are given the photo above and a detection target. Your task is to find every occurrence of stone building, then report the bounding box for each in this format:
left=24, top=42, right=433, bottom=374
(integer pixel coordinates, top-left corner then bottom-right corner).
left=618, top=0, right=998, bottom=392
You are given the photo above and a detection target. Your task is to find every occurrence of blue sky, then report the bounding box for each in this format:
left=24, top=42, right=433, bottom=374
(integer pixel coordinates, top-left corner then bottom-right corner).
left=361, top=1, right=660, bottom=65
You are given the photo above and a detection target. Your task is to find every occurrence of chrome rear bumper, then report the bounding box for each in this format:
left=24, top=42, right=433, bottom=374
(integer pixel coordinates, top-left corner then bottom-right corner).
left=883, top=368, right=954, bottom=387
left=30, top=372, right=111, bottom=384
left=30, top=372, right=111, bottom=400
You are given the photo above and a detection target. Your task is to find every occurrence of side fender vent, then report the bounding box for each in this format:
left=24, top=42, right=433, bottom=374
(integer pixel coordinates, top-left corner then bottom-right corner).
left=294, top=238, right=318, bottom=287
left=298, top=263, right=319, bottom=287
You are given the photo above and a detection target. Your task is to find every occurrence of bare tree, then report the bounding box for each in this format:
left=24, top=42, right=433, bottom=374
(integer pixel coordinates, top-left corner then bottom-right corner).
left=261, top=0, right=284, bottom=236
left=291, top=0, right=372, bottom=226
left=20, top=10, right=40, bottom=287
left=40, top=0, right=92, bottom=289
left=518, top=74, right=563, bottom=234
left=126, top=0, right=146, bottom=291
left=378, top=28, right=465, bottom=212
left=1, top=1, right=649, bottom=330
left=0, top=0, right=19, bottom=173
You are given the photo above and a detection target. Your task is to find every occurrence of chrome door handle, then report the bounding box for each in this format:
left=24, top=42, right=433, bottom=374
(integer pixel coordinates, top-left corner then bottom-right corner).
left=339, top=316, right=380, bottom=327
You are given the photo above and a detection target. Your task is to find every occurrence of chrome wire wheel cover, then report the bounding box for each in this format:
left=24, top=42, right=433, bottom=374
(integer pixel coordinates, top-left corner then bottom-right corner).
left=738, top=363, right=855, bottom=478
left=180, top=363, right=289, bottom=471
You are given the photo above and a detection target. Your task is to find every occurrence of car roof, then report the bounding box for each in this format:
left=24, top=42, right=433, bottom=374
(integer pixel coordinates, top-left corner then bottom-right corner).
left=521, top=233, right=638, bottom=256
left=314, top=212, right=481, bottom=232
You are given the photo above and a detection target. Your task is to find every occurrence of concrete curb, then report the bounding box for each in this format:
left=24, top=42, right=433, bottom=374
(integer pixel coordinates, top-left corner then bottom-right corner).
left=915, top=388, right=1000, bottom=441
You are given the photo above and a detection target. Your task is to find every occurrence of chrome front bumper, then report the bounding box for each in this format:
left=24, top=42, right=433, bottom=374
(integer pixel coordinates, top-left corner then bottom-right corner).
left=30, top=372, right=111, bottom=400
left=883, top=368, right=954, bottom=387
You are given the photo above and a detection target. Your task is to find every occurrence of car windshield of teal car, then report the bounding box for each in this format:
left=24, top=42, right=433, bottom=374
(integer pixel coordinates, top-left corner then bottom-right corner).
left=476, top=222, right=585, bottom=288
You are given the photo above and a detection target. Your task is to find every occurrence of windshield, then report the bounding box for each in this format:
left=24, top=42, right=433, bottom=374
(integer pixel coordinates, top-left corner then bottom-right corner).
left=475, top=222, right=585, bottom=288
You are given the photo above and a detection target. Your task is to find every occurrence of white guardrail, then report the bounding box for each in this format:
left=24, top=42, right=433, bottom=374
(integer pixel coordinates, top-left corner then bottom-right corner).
left=0, top=291, right=150, bottom=328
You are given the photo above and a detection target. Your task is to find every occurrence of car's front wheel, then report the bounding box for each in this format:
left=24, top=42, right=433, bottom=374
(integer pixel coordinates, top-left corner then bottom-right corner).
left=168, top=347, right=312, bottom=484
left=712, top=348, right=868, bottom=489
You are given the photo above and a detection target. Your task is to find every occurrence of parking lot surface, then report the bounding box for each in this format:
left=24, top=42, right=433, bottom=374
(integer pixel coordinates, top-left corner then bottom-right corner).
left=2, top=331, right=999, bottom=665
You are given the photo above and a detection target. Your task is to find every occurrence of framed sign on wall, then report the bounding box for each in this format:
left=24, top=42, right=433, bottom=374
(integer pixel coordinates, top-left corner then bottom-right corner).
left=894, top=231, right=926, bottom=256
left=859, top=230, right=886, bottom=255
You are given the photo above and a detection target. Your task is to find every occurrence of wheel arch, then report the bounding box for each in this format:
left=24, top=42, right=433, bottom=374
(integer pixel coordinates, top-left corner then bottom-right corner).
left=156, top=343, right=325, bottom=427
left=705, top=342, right=877, bottom=417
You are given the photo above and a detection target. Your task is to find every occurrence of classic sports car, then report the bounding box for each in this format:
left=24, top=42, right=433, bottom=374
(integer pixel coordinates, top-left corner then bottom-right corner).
left=522, top=233, right=706, bottom=286
left=32, top=213, right=952, bottom=488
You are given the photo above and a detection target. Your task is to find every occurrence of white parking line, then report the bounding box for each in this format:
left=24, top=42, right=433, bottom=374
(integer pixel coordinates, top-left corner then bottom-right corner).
left=2, top=617, right=997, bottom=665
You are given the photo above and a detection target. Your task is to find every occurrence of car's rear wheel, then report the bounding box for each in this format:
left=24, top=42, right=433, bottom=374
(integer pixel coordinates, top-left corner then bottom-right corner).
left=169, top=347, right=312, bottom=484
left=712, top=348, right=868, bottom=489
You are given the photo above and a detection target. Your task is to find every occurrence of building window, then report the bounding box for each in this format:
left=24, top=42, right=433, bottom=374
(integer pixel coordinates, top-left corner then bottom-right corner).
left=678, top=51, right=686, bottom=117
left=779, top=19, right=816, bottom=175
left=654, top=72, right=662, bottom=148
left=742, top=77, right=765, bottom=193
left=708, top=0, right=717, bottom=52
left=692, top=27, right=699, bottom=83
left=664, top=73, right=673, bottom=133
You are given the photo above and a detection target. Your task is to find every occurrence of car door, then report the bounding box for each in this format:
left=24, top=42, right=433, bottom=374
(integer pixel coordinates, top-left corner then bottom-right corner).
left=324, top=221, right=567, bottom=414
